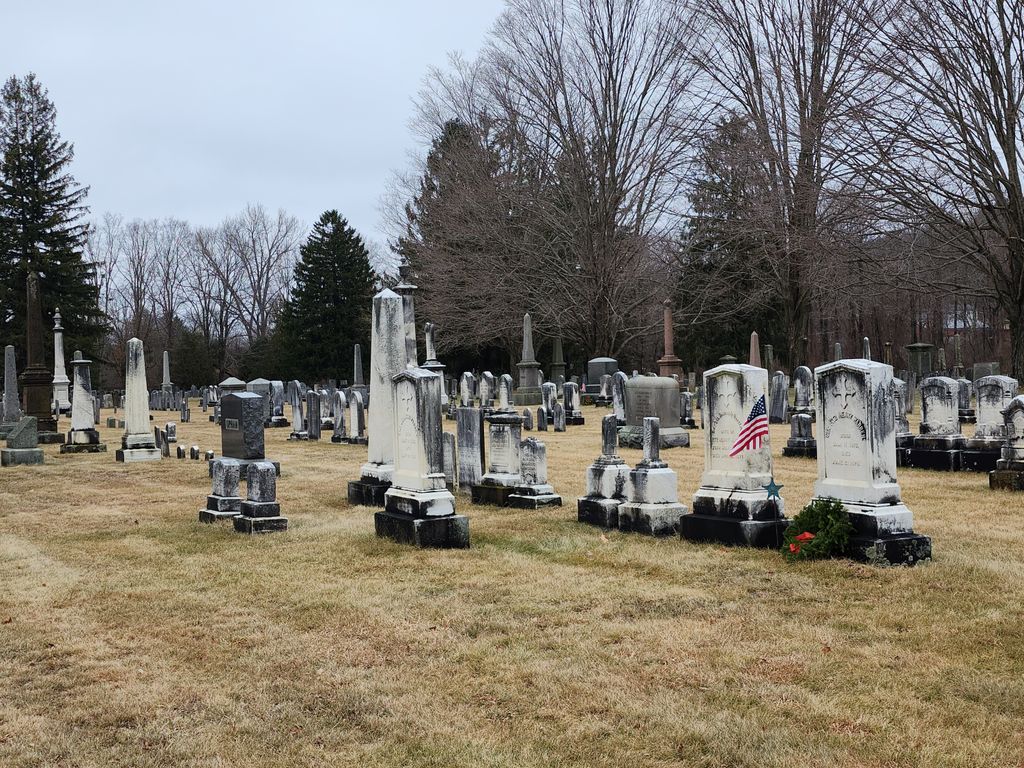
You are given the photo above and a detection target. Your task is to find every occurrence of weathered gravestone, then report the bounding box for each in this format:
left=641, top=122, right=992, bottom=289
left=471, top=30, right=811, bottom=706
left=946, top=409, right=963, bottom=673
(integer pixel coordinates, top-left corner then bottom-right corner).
left=219, top=391, right=279, bottom=476
left=269, top=380, right=289, bottom=427
left=905, top=376, right=964, bottom=471
left=115, top=338, right=161, bottom=462
left=1, top=416, right=44, bottom=466
left=957, top=378, right=976, bottom=423
left=577, top=414, right=631, bottom=528
left=471, top=411, right=523, bottom=507
left=349, top=289, right=410, bottom=506
left=507, top=437, right=562, bottom=509
left=233, top=461, right=288, bottom=534
left=199, top=458, right=242, bottom=523
left=611, top=370, right=627, bottom=425
left=60, top=357, right=106, bottom=453
left=617, top=376, right=689, bottom=449
left=51, top=309, right=71, bottom=414
left=514, top=313, right=543, bottom=406
left=618, top=417, right=686, bottom=536
left=456, top=406, right=485, bottom=494
left=962, top=375, right=1018, bottom=471
left=782, top=413, right=816, bottom=458
left=563, top=381, right=584, bottom=425
left=330, top=390, right=348, bottom=443
left=348, top=391, right=367, bottom=444
left=377, top=368, right=468, bottom=548
left=21, top=274, right=62, bottom=443
left=586, top=357, right=618, bottom=397
left=680, top=364, right=787, bottom=547
left=990, top=395, right=1024, bottom=490
left=811, top=359, right=931, bottom=565
left=768, top=371, right=789, bottom=424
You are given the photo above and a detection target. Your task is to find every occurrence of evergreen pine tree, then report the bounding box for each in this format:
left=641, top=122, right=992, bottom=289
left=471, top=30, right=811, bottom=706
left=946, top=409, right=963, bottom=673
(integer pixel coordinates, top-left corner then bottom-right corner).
left=0, top=73, right=104, bottom=362
left=276, top=211, right=376, bottom=382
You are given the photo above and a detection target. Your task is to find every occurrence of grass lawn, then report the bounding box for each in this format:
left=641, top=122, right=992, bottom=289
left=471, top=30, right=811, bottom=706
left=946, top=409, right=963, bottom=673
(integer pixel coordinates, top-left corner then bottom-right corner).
left=1, top=403, right=1022, bottom=767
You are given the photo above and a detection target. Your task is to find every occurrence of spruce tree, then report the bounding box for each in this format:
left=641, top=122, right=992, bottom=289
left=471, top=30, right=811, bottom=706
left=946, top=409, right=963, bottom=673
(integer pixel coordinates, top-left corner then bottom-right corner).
left=276, top=211, right=376, bottom=382
left=0, top=73, right=104, bottom=362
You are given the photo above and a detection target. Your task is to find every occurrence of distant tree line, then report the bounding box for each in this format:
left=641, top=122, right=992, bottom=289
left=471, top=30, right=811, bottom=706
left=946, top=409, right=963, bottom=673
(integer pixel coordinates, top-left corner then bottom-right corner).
left=388, top=0, right=1024, bottom=381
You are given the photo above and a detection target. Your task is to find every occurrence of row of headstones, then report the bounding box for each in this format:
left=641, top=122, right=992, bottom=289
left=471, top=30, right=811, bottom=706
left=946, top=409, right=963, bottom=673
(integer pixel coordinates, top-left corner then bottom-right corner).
left=286, top=386, right=367, bottom=444
left=580, top=361, right=932, bottom=566
left=451, top=372, right=584, bottom=423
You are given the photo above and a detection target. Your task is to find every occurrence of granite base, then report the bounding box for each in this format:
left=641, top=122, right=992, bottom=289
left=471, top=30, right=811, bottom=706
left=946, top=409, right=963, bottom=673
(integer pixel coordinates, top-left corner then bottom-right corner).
left=576, top=497, right=622, bottom=528
left=1, top=447, right=44, bottom=466
left=374, top=511, right=470, bottom=548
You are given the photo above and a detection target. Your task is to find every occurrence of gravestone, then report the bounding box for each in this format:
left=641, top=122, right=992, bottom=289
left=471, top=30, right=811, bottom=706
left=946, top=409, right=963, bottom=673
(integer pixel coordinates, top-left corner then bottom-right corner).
left=586, top=357, right=618, bottom=395
left=962, top=375, right=1018, bottom=472
left=535, top=407, right=547, bottom=431
left=420, top=322, right=447, bottom=406
left=514, top=313, right=543, bottom=405
left=471, top=411, right=523, bottom=507
left=288, top=381, right=307, bottom=439
left=680, top=364, right=787, bottom=547
left=378, top=368, right=468, bottom=547
left=233, top=462, right=288, bottom=534
left=199, top=458, right=243, bottom=523
left=51, top=309, right=71, bottom=414
left=442, top=432, right=457, bottom=492
left=220, top=391, right=279, bottom=475
left=60, top=357, right=106, bottom=453
left=1, top=346, right=23, bottom=439
left=618, top=376, right=689, bottom=448
left=507, top=437, right=562, bottom=508
left=577, top=414, right=631, bottom=528
left=552, top=402, right=566, bottom=432
left=597, top=374, right=613, bottom=406
left=893, top=378, right=913, bottom=449
left=680, top=391, right=696, bottom=429
left=456, top=406, right=485, bottom=494
left=769, top=371, right=789, bottom=423
left=811, top=360, right=931, bottom=565
left=269, top=380, right=289, bottom=427
left=349, top=289, right=410, bottom=506
left=973, top=362, right=1000, bottom=381
left=1, top=416, right=44, bottom=466
left=541, top=382, right=557, bottom=420
left=657, top=300, right=684, bottom=379
left=990, top=395, right=1024, bottom=490
left=497, top=373, right=515, bottom=412
left=165, top=422, right=177, bottom=443
left=957, top=378, right=976, bottom=423
left=459, top=372, right=475, bottom=408
left=611, top=371, right=627, bottom=425
left=349, top=343, right=368, bottom=405
left=782, top=413, right=816, bottom=458
left=115, top=338, right=161, bottom=462
left=618, top=417, right=687, bottom=536
left=247, top=378, right=273, bottom=424
left=348, top=391, right=367, bottom=445
left=905, top=376, right=964, bottom=470
left=480, top=371, right=495, bottom=409
left=789, top=365, right=814, bottom=421
left=563, top=381, right=584, bottom=425
left=306, top=391, right=322, bottom=440
left=549, top=336, right=567, bottom=387
left=330, top=390, right=348, bottom=443
left=522, top=408, right=534, bottom=431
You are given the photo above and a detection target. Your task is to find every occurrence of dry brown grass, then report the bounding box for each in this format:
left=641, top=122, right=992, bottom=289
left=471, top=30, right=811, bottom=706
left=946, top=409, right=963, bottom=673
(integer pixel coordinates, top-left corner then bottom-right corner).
left=1, top=404, right=1022, bottom=767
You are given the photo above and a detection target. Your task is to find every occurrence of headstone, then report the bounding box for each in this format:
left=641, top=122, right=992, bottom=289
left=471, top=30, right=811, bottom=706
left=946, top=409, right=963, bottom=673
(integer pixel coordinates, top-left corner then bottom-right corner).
left=394, top=263, right=419, bottom=365
left=563, top=381, right=583, bottom=425
left=51, top=309, right=71, bottom=414
left=768, top=371, right=788, bottom=424
left=199, top=458, right=243, bottom=523
left=541, top=382, right=557, bottom=419
left=480, top=371, right=495, bottom=409
left=862, top=336, right=871, bottom=361
left=176, top=445, right=186, bottom=459
left=269, top=380, right=289, bottom=427
left=833, top=342, right=843, bottom=361
left=497, top=373, right=515, bottom=412
left=598, top=374, right=612, bottom=405
left=611, top=371, right=627, bottom=424
left=782, top=413, right=816, bottom=458
left=220, top=391, right=267, bottom=469
left=1, top=345, right=22, bottom=438
left=811, top=359, right=931, bottom=565
left=748, top=331, right=761, bottom=367
left=1, top=416, right=44, bottom=466
left=233, top=461, right=288, bottom=534
left=790, top=365, right=814, bottom=420
left=456, top=407, right=485, bottom=493
left=618, top=417, right=687, bottom=536
left=618, top=376, right=689, bottom=448
left=421, top=322, right=447, bottom=405
left=378, top=368, right=468, bottom=547
left=586, top=358, right=618, bottom=395
left=681, top=364, right=787, bottom=547
left=963, top=375, right=1018, bottom=472
left=522, top=408, right=534, bottom=431
left=906, top=376, right=964, bottom=470
left=165, top=422, right=177, bottom=443
left=288, top=381, right=306, bottom=439
left=331, top=390, right=348, bottom=443
left=60, top=356, right=106, bottom=454
left=893, top=378, right=913, bottom=448
left=349, top=289, right=410, bottom=507
left=471, top=411, right=524, bottom=506
left=957, top=378, right=976, bottom=423
left=508, top=437, right=562, bottom=508
left=459, top=372, right=475, bottom=408
left=442, top=431, right=457, bottom=492
left=20, top=274, right=61, bottom=442
left=973, top=362, right=1000, bottom=381
left=552, top=401, right=566, bottom=432
left=680, top=391, right=696, bottom=428
left=764, top=344, right=775, bottom=373
left=936, top=347, right=947, bottom=374
left=348, top=391, right=367, bottom=444
left=991, top=395, right=1024, bottom=490
left=247, top=378, right=273, bottom=424
left=306, top=391, right=322, bottom=440
left=115, top=338, right=161, bottom=462
left=577, top=414, right=631, bottom=527
left=906, top=342, right=934, bottom=378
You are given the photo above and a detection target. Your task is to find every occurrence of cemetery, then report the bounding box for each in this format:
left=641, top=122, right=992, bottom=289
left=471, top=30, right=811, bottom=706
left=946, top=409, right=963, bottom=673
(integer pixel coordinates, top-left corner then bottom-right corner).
left=4, top=1, right=1024, bottom=765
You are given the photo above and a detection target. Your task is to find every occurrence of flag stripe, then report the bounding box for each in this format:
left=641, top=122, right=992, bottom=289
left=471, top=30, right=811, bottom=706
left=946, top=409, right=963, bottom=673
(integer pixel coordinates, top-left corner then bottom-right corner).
left=728, top=395, right=769, bottom=457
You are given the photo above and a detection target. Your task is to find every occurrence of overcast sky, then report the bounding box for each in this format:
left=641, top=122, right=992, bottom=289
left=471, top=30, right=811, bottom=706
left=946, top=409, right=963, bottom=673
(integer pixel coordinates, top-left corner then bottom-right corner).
left=3, top=1, right=505, bottom=248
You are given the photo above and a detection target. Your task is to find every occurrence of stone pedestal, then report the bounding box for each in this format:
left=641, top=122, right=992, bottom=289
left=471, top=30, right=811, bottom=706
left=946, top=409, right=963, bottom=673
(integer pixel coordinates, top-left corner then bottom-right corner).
left=989, top=395, right=1024, bottom=490
left=471, top=411, right=523, bottom=507
left=577, top=415, right=631, bottom=527
left=1, top=446, right=44, bottom=466
left=2, top=416, right=44, bottom=466
left=682, top=364, right=787, bottom=547
left=618, top=418, right=686, bottom=536
left=199, top=458, right=243, bottom=523
left=61, top=357, right=106, bottom=454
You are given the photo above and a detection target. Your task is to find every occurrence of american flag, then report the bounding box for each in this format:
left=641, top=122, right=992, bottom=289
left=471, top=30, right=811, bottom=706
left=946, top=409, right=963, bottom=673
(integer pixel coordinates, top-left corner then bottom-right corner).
left=728, top=395, right=769, bottom=457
